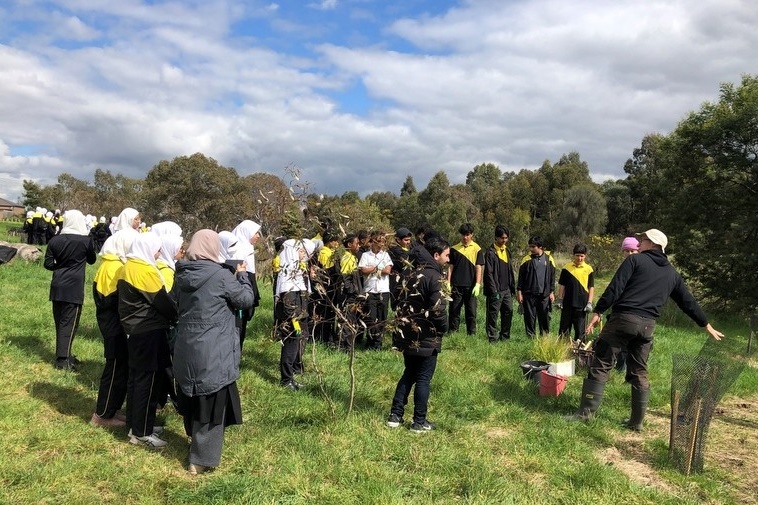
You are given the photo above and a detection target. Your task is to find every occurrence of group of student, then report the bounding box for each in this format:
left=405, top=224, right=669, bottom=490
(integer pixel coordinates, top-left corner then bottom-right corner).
left=41, top=205, right=724, bottom=473
left=44, top=207, right=261, bottom=475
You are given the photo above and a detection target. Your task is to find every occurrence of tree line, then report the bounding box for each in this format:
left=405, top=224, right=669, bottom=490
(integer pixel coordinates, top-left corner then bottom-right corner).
left=21, top=76, right=758, bottom=314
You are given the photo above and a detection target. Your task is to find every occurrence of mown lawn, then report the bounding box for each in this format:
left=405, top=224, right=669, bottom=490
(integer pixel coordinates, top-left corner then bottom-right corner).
left=0, top=228, right=755, bottom=504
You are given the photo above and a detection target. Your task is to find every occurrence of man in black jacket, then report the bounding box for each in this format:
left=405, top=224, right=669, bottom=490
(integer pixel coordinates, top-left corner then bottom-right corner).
left=483, top=225, right=516, bottom=342
left=387, top=236, right=450, bottom=433
left=517, top=236, right=555, bottom=338
left=568, top=229, right=723, bottom=431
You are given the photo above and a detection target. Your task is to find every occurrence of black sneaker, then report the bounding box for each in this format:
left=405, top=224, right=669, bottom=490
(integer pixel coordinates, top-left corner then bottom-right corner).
left=410, top=420, right=434, bottom=433
left=386, top=413, right=404, bottom=428
left=281, top=380, right=300, bottom=391
left=54, top=358, right=77, bottom=371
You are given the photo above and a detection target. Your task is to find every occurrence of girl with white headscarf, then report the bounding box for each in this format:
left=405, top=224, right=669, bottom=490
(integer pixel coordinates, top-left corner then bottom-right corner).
left=231, top=220, right=262, bottom=348
left=275, top=239, right=316, bottom=391
left=156, top=235, right=185, bottom=292
left=43, top=210, right=97, bottom=371
left=173, top=230, right=254, bottom=475
left=90, top=226, right=131, bottom=428
left=118, top=232, right=177, bottom=449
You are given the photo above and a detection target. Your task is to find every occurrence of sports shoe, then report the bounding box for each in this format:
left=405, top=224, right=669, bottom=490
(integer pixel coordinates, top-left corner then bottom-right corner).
left=53, top=358, right=77, bottom=371
left=187, top=463, right=209, bottom=475
left=410, top=420, right=434, bottom=433
left=386, top=413, right=404, bottom=428
left=90, top=413, right=126, bottom=428
left=128, top=426, right=164, bottom=437
left=281, top=380, right=301, bottom=391
left=129, top=432, right=167, bottom=449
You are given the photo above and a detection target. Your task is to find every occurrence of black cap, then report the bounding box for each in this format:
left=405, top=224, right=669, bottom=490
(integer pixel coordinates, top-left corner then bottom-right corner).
left=395, top=227, right=412, bottom=239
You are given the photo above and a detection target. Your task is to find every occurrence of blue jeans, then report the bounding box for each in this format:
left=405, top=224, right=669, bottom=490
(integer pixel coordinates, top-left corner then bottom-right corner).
left=390, top=353, right=438, bottom=423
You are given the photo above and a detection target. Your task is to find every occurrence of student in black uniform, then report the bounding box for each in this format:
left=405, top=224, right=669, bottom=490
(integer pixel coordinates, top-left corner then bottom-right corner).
left=44, top=210, right=97, bottom=370
left=557, top=244, right=594, bottom=343
left=447, top=223, right=484, bottom=335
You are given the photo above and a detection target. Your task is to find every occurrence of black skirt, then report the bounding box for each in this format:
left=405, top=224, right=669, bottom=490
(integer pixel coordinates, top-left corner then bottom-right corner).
left=178, top=382, right=242, bottom=427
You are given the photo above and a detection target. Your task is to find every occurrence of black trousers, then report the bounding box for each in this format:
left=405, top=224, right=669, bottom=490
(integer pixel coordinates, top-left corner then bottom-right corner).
left=522, top=293, right=550, bottom=338
left=365, top=292, right=389, bottom=349
left=276, top=291, right=309, bottom=384
left=95, top=305, right=129, bottom=417
left=390, top=353, right=438, bottom=424
left=52, top=301, right=82, bottom=359
left=126, top=328, right=170, bottom=437
left=559, top=306, right=588, bottom=342
left=449, top=285, right=477, bottom=334
left=587, top=312, right=655, bottom=389
left=485, top=291, right=513, bottom=341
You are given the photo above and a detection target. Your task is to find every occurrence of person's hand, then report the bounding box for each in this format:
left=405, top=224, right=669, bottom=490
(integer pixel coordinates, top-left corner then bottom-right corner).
left=236, top=261, right=247, bottom=274
left=585, top=313, right=601, bottom=335
left=491, top=292, right=501, bottom=302
left=517, top=292, right=523, bottom=304
left=584, top=302, right=593, bottom=312
left=472, top=283, right=482, bottom=297
left=549, top=292, right=555, bottom=303
left=556, top=299, right=563, bottom=310
left=517, top=303, right=524, bottom=315
left=705, top=323, right=724, bottom=341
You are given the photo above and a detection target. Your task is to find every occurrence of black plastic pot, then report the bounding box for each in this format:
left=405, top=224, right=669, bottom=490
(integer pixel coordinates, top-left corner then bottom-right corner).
left=520, top=360, right=550, bottom=382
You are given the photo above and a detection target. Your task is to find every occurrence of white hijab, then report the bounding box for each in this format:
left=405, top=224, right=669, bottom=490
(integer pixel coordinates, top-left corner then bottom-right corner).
left=218, top=231, right=239, bottom=262
left=275, top=238, right=316, bottom=296
left=59, top=210, right=89, bottom=236
left=100, top=230, right=135, bottom=262
left=232, top=220, right=261, bottom=273
left=151, top=221, right=183, bottom=238
left=126, top=232, right=161, bottom=266
left=158, top=235, right=184, bottom=270
left=115, top=208, right=139, bottom=232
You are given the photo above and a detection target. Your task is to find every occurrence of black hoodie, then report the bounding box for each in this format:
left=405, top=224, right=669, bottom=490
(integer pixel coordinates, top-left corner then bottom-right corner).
left=594, top=250, right=707, bottom=326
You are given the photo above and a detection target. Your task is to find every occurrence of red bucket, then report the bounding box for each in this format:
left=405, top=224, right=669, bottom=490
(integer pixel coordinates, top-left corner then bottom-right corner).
left=539, top=371, right=567, bottom=397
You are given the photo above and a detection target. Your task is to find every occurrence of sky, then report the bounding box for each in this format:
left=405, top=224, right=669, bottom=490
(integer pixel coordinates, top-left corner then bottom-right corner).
left=1, top=0, right=757, bottom=203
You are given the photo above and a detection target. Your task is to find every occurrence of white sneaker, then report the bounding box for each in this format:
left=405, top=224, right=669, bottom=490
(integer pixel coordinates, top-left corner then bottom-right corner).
left=129, top=432, right=167, bottom=448
left=127, top=426, right=164, bottom=437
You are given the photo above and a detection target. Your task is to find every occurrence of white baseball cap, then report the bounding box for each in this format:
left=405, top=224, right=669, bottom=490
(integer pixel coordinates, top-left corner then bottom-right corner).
left=636, top=229, right=668, bottom=253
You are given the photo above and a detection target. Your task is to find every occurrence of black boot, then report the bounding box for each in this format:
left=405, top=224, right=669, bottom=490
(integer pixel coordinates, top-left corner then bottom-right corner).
left=566, top=378, right=605, bottom=422
left=623, top=386, right=650, bottom=432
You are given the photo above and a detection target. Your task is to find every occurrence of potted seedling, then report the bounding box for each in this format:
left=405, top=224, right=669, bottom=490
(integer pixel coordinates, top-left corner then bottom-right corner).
left=530, top=333, right=575, bottom=377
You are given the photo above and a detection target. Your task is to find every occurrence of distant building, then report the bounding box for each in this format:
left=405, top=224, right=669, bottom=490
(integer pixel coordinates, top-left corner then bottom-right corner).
left=0, top=198, right=25, bottom=219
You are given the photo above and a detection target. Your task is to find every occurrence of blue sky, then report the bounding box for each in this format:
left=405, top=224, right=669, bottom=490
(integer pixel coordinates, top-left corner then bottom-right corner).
left=1, top=0, right=757, bottom=203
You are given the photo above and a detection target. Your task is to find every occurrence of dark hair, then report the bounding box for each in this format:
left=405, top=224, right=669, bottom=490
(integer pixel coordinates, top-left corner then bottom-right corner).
left=458, top=223, right=474, bottom=235
left=421, top=228, right=440, bottom=243
left=343, top=234, right=357, bottom=248
left=357, top=229, right=369, bottom=241
left=494, top=225, right=510, bottom=238
left=322, top=231, right=338, bottom=244
left=424, top=236, right=450, bottom=256
left=415, top=224, right=431, bottom=238
left=528, top=235, right=543, bottom=248
left=273, top=236, right=287, bottom=253
left=573, top=244, right=587, bottom=255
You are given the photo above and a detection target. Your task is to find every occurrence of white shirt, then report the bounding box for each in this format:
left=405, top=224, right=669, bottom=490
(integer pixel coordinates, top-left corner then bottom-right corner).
left=358, top=249, right=393, bottom=294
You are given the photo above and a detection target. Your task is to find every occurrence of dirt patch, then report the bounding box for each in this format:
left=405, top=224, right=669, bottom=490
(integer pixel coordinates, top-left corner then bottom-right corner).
left=598, top=446, right=679, bottom=494
left=600, top=395, right=758, bottom=505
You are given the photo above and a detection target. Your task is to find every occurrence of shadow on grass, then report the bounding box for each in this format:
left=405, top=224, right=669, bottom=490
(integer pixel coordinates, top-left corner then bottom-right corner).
left=27, top=380, right=94, bottom=424
left=6, top=334, right=56, bottom=365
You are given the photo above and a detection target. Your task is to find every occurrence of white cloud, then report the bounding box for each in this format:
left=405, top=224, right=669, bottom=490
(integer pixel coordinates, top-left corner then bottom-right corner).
left=0, top=0, right=757, bottom=204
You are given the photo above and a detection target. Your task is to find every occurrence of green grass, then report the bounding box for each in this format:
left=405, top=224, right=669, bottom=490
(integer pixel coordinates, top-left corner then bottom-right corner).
left=0, top=229, right=756, bottom=504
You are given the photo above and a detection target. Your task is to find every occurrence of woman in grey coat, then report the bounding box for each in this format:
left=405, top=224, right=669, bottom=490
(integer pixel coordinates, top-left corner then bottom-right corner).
left=173, top=229, right=254, bottom=475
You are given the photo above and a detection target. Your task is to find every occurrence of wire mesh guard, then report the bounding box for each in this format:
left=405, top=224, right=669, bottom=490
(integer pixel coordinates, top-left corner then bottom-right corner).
left=668, top=337, right=746, bottom=474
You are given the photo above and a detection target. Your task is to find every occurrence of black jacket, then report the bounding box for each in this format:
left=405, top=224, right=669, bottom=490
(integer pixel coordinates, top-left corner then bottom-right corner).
left=44, top=234, right=97, bottom=304
left=483, top=244, right=515, bottom=296
left=392, top=246, right=448, bottom=357
left=595, top=250, right=707, bottom=325
left=517, top=252, right=555, bottom=298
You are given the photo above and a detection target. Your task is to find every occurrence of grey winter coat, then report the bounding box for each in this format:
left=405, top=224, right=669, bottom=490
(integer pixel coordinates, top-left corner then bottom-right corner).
left=173, top=260, right=254, bottom=396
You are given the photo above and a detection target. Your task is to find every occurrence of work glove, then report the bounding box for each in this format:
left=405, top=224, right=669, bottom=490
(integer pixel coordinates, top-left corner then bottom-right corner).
left=584, top=302, right=593, bottom=312
left=472, top=283, right=482, bottom=297
left=556, top=299, right=563, bottom=310
left=491, top=292, right=501, bottom=302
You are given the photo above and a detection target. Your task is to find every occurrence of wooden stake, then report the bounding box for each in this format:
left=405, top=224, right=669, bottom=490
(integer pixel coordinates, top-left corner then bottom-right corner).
left=669, top=389, right=680, bottom=460
left=685, top=397, right=703, bottom=475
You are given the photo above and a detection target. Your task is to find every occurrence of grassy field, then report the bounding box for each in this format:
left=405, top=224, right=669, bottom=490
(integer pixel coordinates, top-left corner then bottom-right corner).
left=0, top=222, right=756, bottom=505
